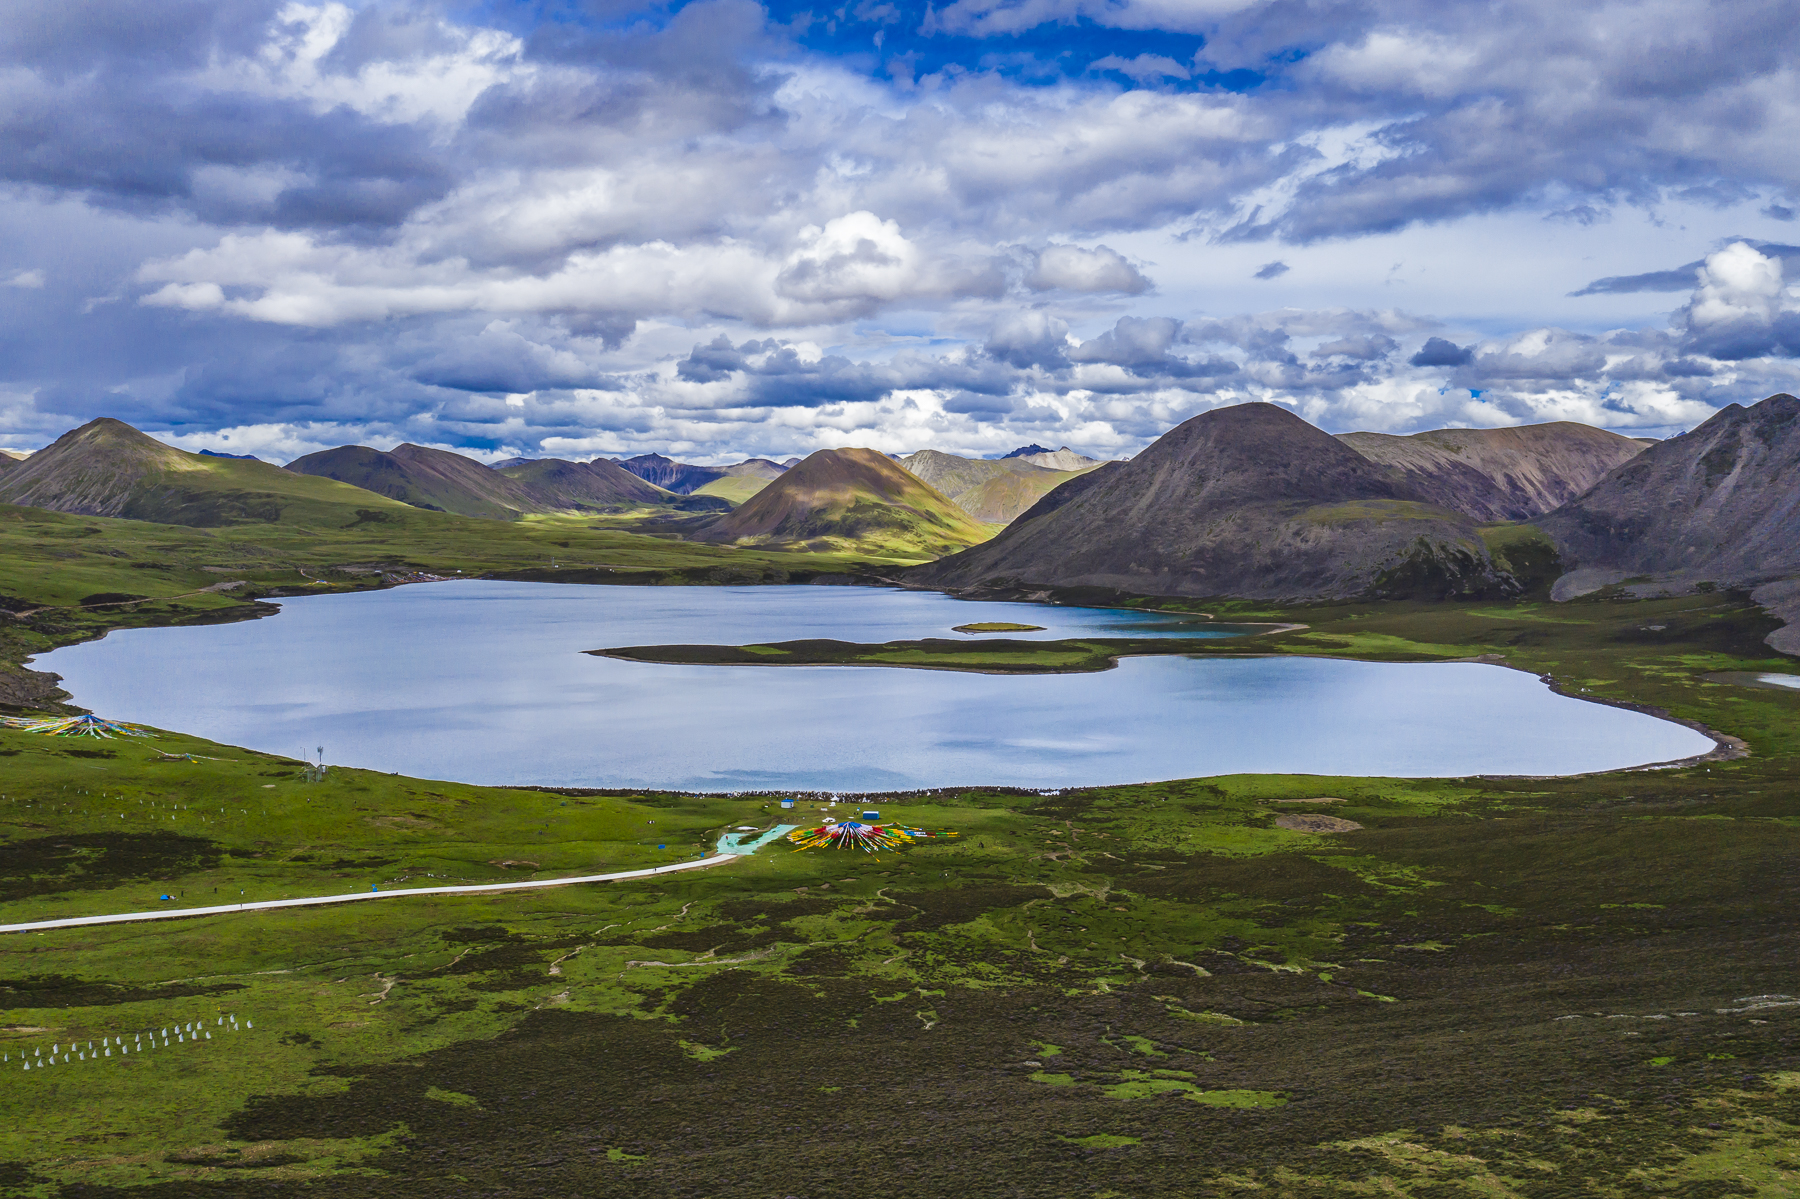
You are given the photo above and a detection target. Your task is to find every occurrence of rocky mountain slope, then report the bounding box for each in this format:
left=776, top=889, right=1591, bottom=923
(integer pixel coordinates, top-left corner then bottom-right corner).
left=1339, top=422, right=1646, bottom=521
left=910, top=403, right=1510, bottom=601
left=694, top=447, right=991, bottom=558
left=1013, top=446, right=1105, bottom=471
left=0, top=418, right=414, bottom=526
left=616, top=453, right=725, bottom=494
left=1535, top=393, right=1800, bottom=650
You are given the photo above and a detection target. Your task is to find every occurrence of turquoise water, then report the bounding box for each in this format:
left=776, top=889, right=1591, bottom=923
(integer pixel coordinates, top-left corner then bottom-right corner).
left=716, top=826, right=798, bottom=854
left=40, top=581, right=1716, bottom=790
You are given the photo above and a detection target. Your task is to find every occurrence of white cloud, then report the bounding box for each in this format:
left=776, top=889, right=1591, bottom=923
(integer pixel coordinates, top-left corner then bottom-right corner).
left=1026, top=245, right=1151, bottom=293
left=1090, top=53, right=1191, bottom=83
left=1306, top=30, right=1482, bottom=98
left=776, top=212, right=922, bottom=306
left=200, top=1, right=532, bottom=133
left=1687, top=242, right=1790, bottom=327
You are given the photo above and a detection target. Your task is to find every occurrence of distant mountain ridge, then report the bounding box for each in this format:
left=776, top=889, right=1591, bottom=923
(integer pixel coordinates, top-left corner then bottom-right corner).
left=693, top=447, right=991, bottom=557
left=287, top=443, right=551, bottom=519
left=616, top=453, right=725, bottom=494
left=496, top=457, right=671, bottom=510
left=1338, top=422, right=1646, bottom=522
left=1015, top=447, right=1106, bottom=471
left=897, top=449, right=1090, bottom=525
left=911, top=403, right=1511, bottom=601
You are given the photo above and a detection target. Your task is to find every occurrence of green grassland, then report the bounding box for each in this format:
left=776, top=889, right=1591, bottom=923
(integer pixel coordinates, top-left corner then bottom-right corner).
left=689, top=476, right=771, bottom=505
left=1, top=507, right=1799, bottom=1197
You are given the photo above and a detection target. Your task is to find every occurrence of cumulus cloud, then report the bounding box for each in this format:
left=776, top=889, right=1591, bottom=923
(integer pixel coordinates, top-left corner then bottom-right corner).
left=2, top=0, right=1799, bottom=460
left=1409, top=336, right=1473, bottom=367
left=984, top=310, right=1070, bottom=368
left=1675, top=242, right=1800, bottom=359
left=1023, top=245, right=1152, bottom=294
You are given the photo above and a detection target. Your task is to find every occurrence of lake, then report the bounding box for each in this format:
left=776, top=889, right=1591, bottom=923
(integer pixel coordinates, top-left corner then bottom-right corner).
left=39, top=581, right=1716, bottom=790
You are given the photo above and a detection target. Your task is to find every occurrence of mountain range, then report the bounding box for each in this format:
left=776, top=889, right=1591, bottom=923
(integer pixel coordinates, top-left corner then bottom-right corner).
left=910, top=403, right=1515, bottom=601
left=286, top=444, right=723, bottom=517
left=5, top=404, right=1795, bottom=651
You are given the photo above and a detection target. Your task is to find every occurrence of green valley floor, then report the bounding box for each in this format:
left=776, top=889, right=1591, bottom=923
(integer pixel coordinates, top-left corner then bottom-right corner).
left=1, top=510, right=1798, bottom=1197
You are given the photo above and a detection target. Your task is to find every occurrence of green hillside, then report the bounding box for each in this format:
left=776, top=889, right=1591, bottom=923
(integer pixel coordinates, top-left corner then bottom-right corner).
left=700, top=447, right=993, bottom=558
left=0, top=419, right=418, bottom=528
left=691, top=475, right=772, bottom=505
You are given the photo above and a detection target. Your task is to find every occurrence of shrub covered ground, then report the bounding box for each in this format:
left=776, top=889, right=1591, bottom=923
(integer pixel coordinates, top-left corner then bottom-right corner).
left=0, top=507, right=1797, bottom=1197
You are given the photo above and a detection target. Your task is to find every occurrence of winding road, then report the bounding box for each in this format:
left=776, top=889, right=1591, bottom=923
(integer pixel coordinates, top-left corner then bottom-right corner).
left=0, top=853, right=742, bottom=936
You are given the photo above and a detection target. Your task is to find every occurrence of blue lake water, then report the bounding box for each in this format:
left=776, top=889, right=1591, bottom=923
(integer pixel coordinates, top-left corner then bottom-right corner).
left=39, top=581, right=1716, bottom=791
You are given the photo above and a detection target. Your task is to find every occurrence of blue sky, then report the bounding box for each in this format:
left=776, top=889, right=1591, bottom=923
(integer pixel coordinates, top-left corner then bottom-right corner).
left=2, top=0, right=1798, bottom=463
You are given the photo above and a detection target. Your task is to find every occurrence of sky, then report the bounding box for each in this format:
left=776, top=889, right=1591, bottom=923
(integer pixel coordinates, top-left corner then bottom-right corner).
left=2, top=0, right=1798, bottom=465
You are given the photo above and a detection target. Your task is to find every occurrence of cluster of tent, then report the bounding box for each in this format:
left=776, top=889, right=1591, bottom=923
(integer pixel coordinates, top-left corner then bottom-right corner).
left=11, top=1015, right=251, bottom=1071
left=786, top=821, right=959, bottom=853
left=0, top=713, right=152, bottom=738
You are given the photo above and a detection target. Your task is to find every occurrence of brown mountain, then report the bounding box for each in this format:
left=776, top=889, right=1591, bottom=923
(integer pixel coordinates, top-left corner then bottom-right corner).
left=496, top=458, right=669, bottom=509
left=1338, top=422, right=1646, bottom=521
left=1535, top=393, right=1800, bottom=650
left=617, top=453, right=725, bottom=494
left=0, top=417, right=193, bottom=516
left=286, top=443, right=551, bottom=519
left=0, top=418, right=413, bottom=526
left=910, top=402, right=1510, bottom=601
left=694, top=447, right=991, bottom=557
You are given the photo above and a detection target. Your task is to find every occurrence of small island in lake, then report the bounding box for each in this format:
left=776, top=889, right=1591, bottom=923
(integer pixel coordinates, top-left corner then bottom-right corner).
left=953, top=621, right=1045, bottom=633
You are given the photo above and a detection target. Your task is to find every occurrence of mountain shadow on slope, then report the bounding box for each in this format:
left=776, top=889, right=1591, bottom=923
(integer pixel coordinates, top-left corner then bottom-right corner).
left=909, top=403, right=1516, bottom=601
left=1338, top=423, right=1646, bottom=522
left=691, top=447, right=992, bottom=558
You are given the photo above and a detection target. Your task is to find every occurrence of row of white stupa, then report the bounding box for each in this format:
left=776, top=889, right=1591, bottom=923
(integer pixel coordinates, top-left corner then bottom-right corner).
left=10, top=1015, right=252, bottom=1070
